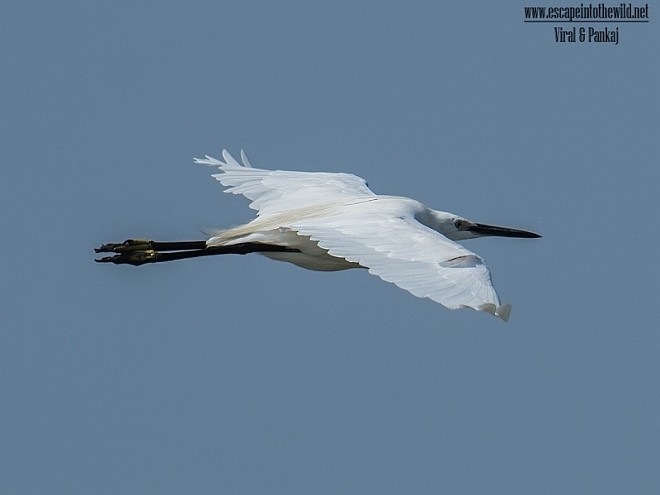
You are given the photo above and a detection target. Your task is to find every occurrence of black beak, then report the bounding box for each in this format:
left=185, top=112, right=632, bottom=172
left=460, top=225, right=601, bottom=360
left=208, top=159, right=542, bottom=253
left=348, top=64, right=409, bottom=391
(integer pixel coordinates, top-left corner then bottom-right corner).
left=468, top=223, right=541, bottom=238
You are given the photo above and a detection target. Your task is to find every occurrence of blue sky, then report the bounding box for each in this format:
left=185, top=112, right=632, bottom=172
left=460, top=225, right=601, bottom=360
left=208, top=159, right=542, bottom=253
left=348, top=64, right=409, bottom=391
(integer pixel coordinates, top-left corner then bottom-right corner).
left=2, top=2, right=658, bottom=494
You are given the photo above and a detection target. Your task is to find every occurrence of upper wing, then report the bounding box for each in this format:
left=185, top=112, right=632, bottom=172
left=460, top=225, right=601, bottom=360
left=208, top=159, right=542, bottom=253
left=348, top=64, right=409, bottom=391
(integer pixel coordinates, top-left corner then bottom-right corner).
left=289, top=207, right=511, bottom=321
left=194, top=150, right=376, bottom=217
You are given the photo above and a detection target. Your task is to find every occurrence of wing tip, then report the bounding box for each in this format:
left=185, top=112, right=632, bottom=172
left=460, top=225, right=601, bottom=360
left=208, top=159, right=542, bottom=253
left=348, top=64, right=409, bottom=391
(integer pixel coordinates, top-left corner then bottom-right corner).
left=193, top=149, right=252, bottom=168
left=478, top=303, right=511, bottom=322
left=193, top=155, right=223, bottom=166
left=496, top=303, right=511, bottom=322
left=240, top=149, right=253, bottom=168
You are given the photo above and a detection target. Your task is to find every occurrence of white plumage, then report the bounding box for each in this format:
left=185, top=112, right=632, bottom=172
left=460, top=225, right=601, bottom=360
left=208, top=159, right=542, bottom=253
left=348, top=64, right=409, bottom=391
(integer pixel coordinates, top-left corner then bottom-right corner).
left=189, top=150, right=541, bottom=321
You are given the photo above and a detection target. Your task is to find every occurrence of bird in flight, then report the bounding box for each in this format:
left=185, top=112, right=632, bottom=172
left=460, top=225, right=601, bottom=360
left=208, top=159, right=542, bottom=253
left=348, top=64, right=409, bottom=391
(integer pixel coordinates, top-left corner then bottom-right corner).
left=96, top=150, right=540, bottom=321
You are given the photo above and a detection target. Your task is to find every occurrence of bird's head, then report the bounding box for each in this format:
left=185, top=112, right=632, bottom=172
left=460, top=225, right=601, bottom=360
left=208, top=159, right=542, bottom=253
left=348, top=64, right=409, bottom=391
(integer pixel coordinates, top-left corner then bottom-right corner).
left=425, top=210, right=541, bottom=241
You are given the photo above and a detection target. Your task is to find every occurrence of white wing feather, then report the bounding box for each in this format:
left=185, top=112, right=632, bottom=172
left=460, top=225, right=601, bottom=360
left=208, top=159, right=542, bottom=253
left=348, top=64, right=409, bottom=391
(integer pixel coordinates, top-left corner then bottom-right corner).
left=289, top=207, right=509, bottom=320
left=194, top=150, right=375, bottom=218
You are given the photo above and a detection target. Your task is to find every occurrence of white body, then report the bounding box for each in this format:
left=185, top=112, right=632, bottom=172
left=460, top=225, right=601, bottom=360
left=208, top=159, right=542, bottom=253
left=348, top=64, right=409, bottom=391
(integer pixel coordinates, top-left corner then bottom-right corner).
left=195, top=150, right=516, bottom=321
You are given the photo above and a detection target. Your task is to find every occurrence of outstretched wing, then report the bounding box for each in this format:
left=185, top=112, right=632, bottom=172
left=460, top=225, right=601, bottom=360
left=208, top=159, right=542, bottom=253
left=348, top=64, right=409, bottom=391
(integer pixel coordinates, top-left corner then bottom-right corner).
left=289, top=206, right=511, bottom=321
left=194, top=150, right=376, bottom=217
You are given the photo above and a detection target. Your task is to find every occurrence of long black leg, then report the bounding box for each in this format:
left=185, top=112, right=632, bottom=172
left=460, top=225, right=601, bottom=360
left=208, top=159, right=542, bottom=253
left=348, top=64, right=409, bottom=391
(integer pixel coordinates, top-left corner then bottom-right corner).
left=94, top=239, right=300, bottom=266
left=95, top=239, right=207, bottom=253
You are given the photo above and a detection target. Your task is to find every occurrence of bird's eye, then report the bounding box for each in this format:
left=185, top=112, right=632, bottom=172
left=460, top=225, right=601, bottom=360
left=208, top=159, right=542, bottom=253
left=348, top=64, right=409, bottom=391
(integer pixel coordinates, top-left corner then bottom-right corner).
left=454, top=220, right=464, bottom=229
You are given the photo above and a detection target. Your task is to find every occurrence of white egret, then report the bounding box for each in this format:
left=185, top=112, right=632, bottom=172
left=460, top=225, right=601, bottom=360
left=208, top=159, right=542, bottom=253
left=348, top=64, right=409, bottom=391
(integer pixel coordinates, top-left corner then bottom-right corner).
left=96, top=150, right=540, bottom=320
